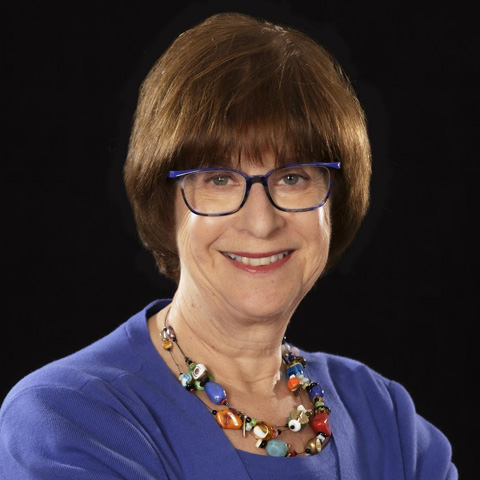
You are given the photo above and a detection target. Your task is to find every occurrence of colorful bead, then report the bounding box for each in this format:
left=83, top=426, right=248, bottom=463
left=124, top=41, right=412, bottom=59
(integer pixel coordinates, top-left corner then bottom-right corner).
left=288, top=405, right=309, bottom=432
left=161, top=326, right=176, bottom=341
left=266, top=439, right=289, bottom=457
left=317, top=405, right=331, bottom=415
left=288, top=419, right=301, bottom=432
left=306, top=382, right=324, bottom=401
left=162, top=340, right=173, bottom=351
left=178, top=372, right=194, bottom=388
left=316, top=432, right=328, bottom=445
left=309, top=412, right=331, bottom=437
left=215, top=409, right=242, bottom=429
left=300, top=375, right=310, bottom=384
left=304, top=433, right=326, bottom=455
left=252, top=421, right=274, bottom=442
left=191, top=363, right=209, bottom=381
left=245, top=418, right=256, bottom=432
left=204, top=381, right=227, bottom=405
left=281, top=342, right=290, bottom=356
left=287, top=376, right=302, bottom=392
left=286, top=360, right=304, bottom=378
left=190, top=363, right=214, bottom=390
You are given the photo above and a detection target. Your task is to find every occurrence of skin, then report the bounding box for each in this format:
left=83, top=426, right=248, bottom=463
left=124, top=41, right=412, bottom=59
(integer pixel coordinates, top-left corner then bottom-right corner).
left=148, top=154, right=331, bottom=454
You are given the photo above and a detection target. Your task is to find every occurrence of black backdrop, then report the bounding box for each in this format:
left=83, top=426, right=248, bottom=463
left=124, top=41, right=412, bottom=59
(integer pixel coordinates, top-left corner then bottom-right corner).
left=3, top=1, right=477, bottom=477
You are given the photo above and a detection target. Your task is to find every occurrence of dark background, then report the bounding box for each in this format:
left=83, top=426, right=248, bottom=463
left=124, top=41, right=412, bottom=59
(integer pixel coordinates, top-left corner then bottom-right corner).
left=2, top=1, right=477, bottom=477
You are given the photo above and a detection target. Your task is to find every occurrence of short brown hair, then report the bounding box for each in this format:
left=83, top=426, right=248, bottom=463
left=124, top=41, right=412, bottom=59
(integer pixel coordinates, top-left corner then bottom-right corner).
left=124, top=12, right=371, bottom=282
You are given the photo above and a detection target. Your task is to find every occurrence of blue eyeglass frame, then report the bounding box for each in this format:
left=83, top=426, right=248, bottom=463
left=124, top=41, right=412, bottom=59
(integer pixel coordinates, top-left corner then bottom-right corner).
left=168, top=161, right=341, bottom=216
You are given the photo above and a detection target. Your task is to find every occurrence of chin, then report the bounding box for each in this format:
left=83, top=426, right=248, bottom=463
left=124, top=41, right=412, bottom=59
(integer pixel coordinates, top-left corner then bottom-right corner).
left=225, top=286, right=302, bottom=321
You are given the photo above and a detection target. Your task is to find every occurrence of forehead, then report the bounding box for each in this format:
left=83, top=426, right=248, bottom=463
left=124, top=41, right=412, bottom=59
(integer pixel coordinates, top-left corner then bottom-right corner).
left=184, top=147, right=312, bottom=171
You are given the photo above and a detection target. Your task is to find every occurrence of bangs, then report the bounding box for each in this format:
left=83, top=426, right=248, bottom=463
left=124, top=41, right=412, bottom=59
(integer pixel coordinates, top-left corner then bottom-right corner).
left=171, top=93, right=338, bottom=172
left=152, top=23, right=344, bottom=173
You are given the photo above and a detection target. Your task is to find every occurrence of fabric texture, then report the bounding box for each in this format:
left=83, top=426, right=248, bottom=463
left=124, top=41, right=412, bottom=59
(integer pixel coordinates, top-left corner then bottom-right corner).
left=0, top=300, right=457, bottom=479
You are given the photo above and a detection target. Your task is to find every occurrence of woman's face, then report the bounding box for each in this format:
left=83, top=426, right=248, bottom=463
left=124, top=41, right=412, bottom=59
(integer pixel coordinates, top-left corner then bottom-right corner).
left=174, top=154, right=331, bottom=321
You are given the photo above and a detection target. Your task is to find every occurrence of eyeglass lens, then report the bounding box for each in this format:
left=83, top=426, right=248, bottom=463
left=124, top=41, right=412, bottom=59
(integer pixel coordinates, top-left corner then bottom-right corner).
left=181, top=165, right=331, bottom=215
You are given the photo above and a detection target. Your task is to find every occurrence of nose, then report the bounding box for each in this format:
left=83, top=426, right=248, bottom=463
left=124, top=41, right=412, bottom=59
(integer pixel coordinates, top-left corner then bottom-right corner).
left=235, top=182, right=285, bottom=238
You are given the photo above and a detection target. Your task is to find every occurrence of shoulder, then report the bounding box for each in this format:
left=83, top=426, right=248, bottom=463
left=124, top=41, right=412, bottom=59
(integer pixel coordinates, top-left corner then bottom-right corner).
left=0, top=379, right=165, bottom=479
left=0, top=307, right=139, bottom=443
left=305, top=349, right=392, bottom=395
left=304, top=350, right=458, bottom=479
left=3, top=299, right=169, bottom=405
left=3, top=322, right=138, bottom=405
left=0, top=300, right=171, bottom=479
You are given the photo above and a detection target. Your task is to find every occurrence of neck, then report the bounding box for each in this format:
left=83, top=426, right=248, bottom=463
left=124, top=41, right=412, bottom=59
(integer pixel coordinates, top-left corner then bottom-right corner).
left=159, top=283, right=295, bottom=400
left=150, top=288, right=333, bottom=458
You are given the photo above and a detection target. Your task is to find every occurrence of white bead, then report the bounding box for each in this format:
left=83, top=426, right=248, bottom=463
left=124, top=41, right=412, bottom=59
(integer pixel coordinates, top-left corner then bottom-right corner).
left=253, top=425, right=268, bottom=439
left=288, top=419, right=301, bottom=432
left=192, top=364, right=207, bottom=379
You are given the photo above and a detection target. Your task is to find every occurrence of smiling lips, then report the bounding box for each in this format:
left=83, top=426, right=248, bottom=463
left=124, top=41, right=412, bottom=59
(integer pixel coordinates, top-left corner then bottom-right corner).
left=222, top=250, right=292, bottom=271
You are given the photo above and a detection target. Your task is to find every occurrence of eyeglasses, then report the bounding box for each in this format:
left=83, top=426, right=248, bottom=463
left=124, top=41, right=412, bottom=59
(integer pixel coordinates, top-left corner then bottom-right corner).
left=168, top=162, right=341, bottom=216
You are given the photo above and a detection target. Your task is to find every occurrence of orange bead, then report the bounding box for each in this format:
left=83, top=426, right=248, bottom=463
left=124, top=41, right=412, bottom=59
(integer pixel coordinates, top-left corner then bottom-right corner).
left=215, top=409, right=243, bottom=429
left=252, top=421, right=274, bottom=441
left=287, top=377, right=301, bottom=392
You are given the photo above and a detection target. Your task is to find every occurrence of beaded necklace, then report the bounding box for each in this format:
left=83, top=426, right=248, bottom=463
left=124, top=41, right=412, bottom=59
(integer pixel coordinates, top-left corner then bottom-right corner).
left=160, top=317, right=332, bottom=457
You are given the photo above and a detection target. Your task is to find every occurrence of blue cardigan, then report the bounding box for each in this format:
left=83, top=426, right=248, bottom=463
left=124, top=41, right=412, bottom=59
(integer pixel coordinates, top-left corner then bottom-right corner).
left=0, top=300, right=457, bottom=479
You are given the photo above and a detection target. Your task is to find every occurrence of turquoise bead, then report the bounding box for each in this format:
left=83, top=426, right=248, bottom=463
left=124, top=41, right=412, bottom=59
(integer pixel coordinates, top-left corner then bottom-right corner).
left=204, top=381, right=226, bottom=404
left=266, top=439, right=288, bottom=457
left=286, top=361, right=304, bottom=378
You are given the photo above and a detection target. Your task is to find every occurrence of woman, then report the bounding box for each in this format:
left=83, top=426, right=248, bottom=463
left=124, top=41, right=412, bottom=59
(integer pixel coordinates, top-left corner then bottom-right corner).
left=0, top=12, right=456, bottom=479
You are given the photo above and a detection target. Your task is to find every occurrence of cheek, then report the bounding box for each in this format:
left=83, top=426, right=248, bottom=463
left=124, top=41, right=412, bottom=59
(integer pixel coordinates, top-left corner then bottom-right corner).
left=317, top=207, right=332, bottom=258
left=175, top=193, right=191, bottom=256
left=302, top=207, right=332, bottom=277
left=174, top=193, right=223, bottom=269
left=319, top=206, right=332, bottom=246
left=174, top=191, right=206, bottom=269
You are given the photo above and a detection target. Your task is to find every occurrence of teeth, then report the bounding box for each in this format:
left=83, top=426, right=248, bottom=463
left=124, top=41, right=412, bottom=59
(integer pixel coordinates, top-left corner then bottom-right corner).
left=225, top=251, right=289, bottom=266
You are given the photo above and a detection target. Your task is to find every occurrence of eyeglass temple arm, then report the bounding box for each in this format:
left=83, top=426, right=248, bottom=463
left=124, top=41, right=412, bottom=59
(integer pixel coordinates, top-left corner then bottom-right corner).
left=168, top=167, right=231, bottom=178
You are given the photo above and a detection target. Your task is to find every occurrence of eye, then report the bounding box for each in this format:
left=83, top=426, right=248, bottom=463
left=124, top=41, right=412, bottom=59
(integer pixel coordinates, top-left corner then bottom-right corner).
left=200, top=171, right=237, bottom=187
left=212, top=175, right=230, bottom=186
left=275, top=169, right=309, bottom=187
left=282, top=173, right=301, bottom=185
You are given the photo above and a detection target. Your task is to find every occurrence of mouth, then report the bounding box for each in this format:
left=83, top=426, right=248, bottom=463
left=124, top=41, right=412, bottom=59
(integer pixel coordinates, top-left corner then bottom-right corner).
left=222, top=250, right=291, bottom=267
